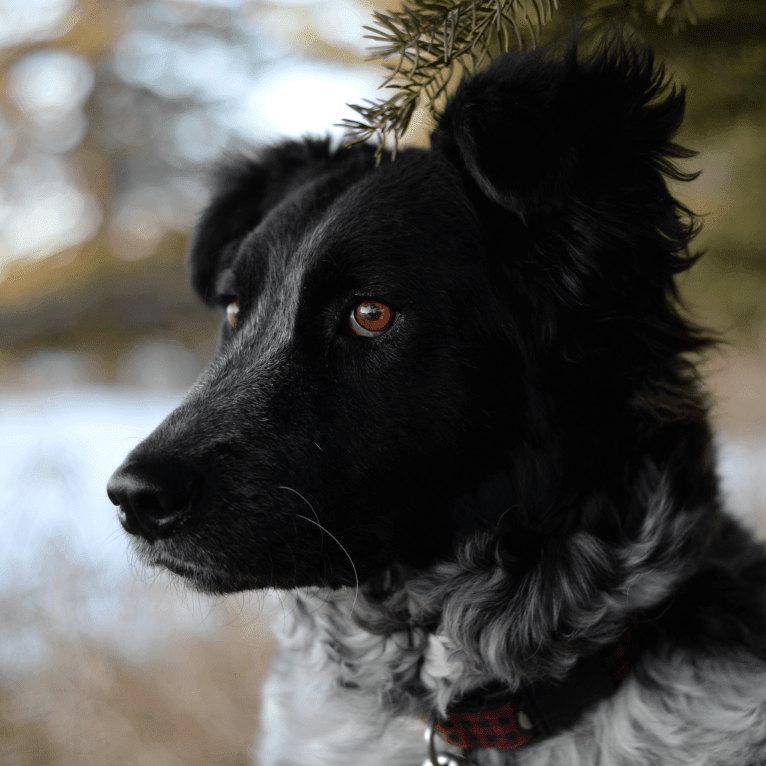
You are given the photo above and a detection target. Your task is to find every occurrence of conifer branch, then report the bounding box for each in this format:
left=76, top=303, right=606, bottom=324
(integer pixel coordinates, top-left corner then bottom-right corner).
left=339, top=0, right=558, bottom=162
left=341, top=0, right=697, bottom=162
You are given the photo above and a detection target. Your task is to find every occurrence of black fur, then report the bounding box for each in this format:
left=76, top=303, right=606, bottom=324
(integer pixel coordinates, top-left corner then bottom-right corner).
left=108, top=33, right=766, bottom=697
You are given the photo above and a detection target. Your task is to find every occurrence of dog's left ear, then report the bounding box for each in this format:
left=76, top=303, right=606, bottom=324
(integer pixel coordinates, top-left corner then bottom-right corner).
left=187, top=138, right=375, bottom=305
left=431, top=36, right=692, bottom=223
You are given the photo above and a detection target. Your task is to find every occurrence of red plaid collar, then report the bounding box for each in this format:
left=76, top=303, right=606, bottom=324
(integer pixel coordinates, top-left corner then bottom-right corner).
left=435, top=620, right=645, bottom=750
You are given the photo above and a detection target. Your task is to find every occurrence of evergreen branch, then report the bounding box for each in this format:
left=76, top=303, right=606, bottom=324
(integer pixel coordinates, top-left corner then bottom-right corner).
left=342, top=0, right=697, bottom=162
left=342, top=0, right=559, bottom=162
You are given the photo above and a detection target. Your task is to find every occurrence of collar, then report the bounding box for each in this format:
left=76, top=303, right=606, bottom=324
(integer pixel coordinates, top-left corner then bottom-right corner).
left=434, top=619, right=645, bottom=751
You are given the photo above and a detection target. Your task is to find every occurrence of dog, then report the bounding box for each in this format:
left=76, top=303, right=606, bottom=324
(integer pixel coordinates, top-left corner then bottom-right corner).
left=107, top=34, right=766, bottom=766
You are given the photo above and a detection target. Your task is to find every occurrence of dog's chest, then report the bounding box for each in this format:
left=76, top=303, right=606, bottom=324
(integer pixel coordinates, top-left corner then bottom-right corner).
left=255, top=589, right=433, bottom=766
left=257, top=590, right=766, bottom=766
left=266, top=589, right=437, bottom=701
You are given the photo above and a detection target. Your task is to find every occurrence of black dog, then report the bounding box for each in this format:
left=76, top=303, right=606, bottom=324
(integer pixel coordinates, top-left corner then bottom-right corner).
left=108, top=36, right=766, bottom=766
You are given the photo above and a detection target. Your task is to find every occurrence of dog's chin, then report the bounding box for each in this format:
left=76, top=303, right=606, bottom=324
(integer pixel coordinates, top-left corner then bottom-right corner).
left=162, top=560, right=262, bottom=594
left=129, top=538, right=261, bottom=594
left=128, top=537, right=347, bottom=594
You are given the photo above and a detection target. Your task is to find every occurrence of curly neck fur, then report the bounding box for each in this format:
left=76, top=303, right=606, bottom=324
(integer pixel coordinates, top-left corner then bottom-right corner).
left=258, top=466, right=766, bottom=766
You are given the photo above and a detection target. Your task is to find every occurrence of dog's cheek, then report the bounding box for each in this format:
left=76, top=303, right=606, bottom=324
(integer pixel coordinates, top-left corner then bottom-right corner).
left=312, top=336, right=478, bottom=535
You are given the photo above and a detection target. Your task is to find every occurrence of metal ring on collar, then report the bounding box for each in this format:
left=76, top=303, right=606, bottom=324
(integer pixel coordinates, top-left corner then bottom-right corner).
left=422, top=721, right=471, bottom=766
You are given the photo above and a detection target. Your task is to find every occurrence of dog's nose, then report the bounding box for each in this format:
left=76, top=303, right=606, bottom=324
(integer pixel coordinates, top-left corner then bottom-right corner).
left=107, top=459, right=201, bottom=542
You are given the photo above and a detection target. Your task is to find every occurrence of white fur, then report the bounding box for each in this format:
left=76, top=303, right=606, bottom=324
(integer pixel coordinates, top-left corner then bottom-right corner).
left=507, top=649, right=766, bottom=766
left=255, top=588, right=766, bottom=766
left=255, top=589, right=431, bottom=766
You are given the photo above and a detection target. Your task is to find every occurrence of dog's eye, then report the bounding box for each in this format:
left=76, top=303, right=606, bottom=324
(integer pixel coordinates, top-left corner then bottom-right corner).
left=226, top=300, right=239, bottom=329
left=349, top=301, right=395, bottom=337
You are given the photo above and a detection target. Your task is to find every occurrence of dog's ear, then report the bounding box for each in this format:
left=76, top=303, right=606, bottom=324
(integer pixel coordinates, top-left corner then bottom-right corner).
left=187, top=138, right=375, bottom=305
left=430, top=35, right=693, bottom=224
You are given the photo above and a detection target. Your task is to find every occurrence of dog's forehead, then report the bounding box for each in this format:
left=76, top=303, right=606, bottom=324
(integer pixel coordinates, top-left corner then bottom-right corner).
left=323, top=154, right=475, bottom=252
left=248, top=152, right=478, bottom=283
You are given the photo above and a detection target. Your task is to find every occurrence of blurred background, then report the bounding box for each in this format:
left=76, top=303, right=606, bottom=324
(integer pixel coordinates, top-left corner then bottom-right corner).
left=0, top=0, right=764, bottom=763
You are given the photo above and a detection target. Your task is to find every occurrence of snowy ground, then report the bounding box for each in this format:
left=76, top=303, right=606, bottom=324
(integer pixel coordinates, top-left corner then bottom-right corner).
left=1, top=387, right=765, bottom=674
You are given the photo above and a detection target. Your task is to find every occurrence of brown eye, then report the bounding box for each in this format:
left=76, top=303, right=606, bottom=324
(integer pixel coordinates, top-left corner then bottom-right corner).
left=349, top=300, right=395, bottom=337
left=226, top=300, right=239, bottom=329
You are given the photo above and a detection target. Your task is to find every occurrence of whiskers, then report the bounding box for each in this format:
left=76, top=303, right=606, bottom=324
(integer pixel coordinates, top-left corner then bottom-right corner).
left=279, top=485, right=360, bottom=614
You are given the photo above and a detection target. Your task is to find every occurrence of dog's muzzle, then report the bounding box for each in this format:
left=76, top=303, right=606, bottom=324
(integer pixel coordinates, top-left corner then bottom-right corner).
left=106, top=458, right=201, bottom=542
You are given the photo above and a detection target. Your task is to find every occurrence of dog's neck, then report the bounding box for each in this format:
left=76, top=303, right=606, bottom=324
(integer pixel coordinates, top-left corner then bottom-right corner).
left=269, top=566, right=766, bottom=766
left=270, top=551, right=766, bottom=766
left=277, top=465, right=707, bottom=713
left=263, top=458, right=766, bottom=765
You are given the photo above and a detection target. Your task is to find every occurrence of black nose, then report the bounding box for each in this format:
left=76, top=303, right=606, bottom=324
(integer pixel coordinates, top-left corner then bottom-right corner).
left=107, top=459, right=201, bottom=542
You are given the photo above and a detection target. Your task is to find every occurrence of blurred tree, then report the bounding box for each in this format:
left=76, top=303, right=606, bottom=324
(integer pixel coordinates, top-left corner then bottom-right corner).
left=0, top=0, right=295, bottom=363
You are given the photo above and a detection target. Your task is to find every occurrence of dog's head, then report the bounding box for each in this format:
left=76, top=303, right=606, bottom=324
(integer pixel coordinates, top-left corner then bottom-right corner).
left=107, top=37, right=712, bottom=615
